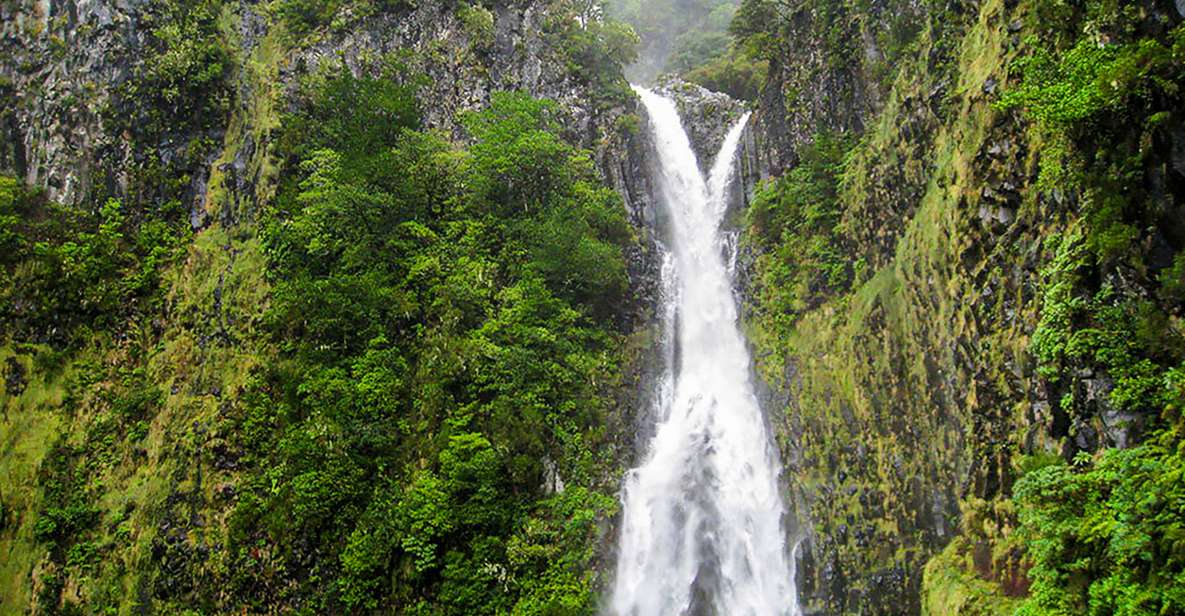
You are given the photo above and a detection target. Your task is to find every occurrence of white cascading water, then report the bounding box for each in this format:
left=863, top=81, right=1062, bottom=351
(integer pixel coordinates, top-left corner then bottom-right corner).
left=611, top=87, right=799, bottom=616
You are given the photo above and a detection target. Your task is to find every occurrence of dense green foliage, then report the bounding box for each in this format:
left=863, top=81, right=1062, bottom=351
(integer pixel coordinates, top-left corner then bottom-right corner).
left=274, top=0, right=348, bottom=35
left=9, top=0, right=1185, bottom=611
left=1014, top=405, right=1185, bottom=615
left=998, top=1, right=1185, bottom=128
left=544, top=0, right=640, bottom=109
left=996, top=6, right=1185, bottom=613
left=222, top=63, right=634, bottom=612
left=743, top=132, right=856, bottom=341
left=2, top=0, right=647, bottom=612
left=1031, top=227, right=1184, bottom=417
left=0, top=176, right=190, bottom=341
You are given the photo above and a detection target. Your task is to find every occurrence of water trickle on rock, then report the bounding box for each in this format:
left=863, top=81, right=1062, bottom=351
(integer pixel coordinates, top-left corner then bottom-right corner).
left=610, top=87, right=800, bottom=616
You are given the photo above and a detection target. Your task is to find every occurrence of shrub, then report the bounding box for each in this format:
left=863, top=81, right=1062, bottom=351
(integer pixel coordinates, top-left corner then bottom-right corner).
left=1014, top=395, right=1185, bottom=615
left=743, top=131, right=854, bottom=337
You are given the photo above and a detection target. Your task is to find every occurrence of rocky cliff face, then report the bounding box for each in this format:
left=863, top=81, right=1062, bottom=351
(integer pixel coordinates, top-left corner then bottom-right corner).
left=0, top=0, right=641, bottom=215
left=2, top=0, right=158, bottom=205
left=737, top=0, right=1185, bottom=613
left=746, top=0, right=929, bottom=175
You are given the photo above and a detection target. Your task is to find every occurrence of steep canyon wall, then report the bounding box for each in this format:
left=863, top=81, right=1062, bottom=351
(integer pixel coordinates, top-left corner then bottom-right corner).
left=735, top=0, right=1185, bottom=613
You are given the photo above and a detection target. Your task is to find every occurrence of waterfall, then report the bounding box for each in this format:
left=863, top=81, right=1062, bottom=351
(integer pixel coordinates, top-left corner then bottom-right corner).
left=610, top=87, right=800, bottom=616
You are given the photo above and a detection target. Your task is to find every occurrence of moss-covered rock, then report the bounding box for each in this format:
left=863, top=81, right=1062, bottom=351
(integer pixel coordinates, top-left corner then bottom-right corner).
left=736, top=0, right=1185, bottom=612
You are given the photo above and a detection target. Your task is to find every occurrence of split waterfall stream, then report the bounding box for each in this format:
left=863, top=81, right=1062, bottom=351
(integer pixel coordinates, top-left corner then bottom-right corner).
left=609, top=87, right=801, bottom=616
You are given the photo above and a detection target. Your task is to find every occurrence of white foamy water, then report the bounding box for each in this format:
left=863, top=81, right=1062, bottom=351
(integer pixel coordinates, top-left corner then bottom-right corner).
left=610, top=87, right=800, bottom=616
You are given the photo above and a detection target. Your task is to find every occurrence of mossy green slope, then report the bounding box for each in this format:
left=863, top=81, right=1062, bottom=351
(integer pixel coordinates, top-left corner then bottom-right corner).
left=736, top=0, right=1185, bottom=612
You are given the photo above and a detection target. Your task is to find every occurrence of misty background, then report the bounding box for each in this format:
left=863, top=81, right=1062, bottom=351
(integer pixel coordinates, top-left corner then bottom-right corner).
left=604, top=0, right=764, bottom=99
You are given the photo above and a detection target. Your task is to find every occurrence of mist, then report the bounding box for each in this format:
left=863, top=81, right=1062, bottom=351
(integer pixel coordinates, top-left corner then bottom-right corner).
left=604, top=0, right=741, bottom=85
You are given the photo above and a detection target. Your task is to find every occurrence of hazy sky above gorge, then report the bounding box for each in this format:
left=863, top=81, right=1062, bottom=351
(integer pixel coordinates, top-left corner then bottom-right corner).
left=604, top=0, right=741, bottom=83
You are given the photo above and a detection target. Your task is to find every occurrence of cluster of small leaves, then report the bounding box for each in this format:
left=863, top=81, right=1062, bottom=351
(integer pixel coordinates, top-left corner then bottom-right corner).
left=0, top=176, right=190, bottom=341
left=29, top=440, right=103, bottom=611
left=997, top=6, right=1185, bottom=128
left=1014, top=381, right=1185, bottom=615
left=728, top=0, right=786, bottom=60
left=457, top=3, right=496, bottom=50
left=274, top=0, right=346, bottom=35
left=1033, top=225, right=1185, bottom=414
left=32, top=442, right=100, bottom=547
left=998, top=35, right=1177, bottom=126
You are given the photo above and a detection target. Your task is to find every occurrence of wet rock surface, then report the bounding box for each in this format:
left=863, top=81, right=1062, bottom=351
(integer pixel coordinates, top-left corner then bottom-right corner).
left=1, top=0, right=143, bottom=204
left=652, top=77, right=747, bottom=172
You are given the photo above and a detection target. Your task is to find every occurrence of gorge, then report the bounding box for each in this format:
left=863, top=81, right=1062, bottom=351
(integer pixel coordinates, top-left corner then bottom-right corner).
left=2, top=0, right=1184, bottom=615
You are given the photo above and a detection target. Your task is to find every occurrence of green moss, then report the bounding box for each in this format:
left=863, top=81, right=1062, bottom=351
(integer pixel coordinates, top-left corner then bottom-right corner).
left=0, top=345, right=68, bottom=612
left=742, top=130, right=855, bottom=364
left=457, top=4, right=495, bottom=51
left=738, top=0, right=1185, bottom=610
left=923, top=538, right=1023, bottom=616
